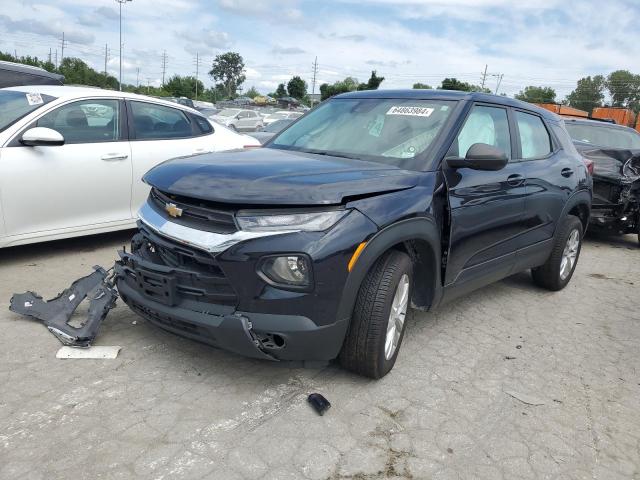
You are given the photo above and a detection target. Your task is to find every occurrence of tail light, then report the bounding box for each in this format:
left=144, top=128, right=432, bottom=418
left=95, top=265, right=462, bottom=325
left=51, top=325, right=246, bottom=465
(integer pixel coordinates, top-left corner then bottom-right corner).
left=582, top=157, right=594, bottom=175
left=244, top=144, right=261, bottom=149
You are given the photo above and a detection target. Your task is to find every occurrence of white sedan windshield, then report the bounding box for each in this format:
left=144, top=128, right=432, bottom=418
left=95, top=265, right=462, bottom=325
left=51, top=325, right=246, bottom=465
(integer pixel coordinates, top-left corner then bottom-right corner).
left=0, top=90, right=56, bottom=132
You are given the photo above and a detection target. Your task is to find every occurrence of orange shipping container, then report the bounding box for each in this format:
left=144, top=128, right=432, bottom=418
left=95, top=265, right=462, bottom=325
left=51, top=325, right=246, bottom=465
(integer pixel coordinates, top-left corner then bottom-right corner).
left=534, top=104, right=589, bottom=118
left=592, top=107, right=636, bottom=127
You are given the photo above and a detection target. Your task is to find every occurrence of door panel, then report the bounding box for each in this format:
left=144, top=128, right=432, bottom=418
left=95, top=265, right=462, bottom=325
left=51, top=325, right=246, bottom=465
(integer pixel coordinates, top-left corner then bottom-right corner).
left=443, top=104, right=525, bottom=285
left=0, top=98, right=132, bottom=236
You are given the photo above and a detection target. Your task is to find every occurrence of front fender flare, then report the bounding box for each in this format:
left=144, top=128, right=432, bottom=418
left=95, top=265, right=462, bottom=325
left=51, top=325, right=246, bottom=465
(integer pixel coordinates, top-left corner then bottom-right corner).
left=336, top=216, right=443, bottom=323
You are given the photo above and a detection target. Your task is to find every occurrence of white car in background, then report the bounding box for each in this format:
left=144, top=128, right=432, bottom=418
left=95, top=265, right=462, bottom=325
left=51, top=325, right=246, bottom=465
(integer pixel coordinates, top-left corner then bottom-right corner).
left=263, top=110, right=303, bottom=125
left=0, top=85, right=259, bottom=248
left=211, top=108, right=264, bottom=132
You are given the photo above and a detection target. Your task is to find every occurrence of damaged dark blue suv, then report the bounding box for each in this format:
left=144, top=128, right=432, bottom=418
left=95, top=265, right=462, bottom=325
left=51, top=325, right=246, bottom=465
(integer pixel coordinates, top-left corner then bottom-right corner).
left=115, top=90, right=591, bottom=378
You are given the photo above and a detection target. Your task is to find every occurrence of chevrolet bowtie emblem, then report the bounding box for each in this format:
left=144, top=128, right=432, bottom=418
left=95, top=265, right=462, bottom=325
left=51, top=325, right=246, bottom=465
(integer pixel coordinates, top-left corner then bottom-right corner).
left=165, top=202, right=183, bottom=218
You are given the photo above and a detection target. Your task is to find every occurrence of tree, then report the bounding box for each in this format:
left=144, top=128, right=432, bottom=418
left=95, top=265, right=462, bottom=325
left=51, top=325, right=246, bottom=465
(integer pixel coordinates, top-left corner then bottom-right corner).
left=514, top=85, right=557, bottom=103
left=439, top=78, right=489, bottom=93
left=566, top=75, right=605, bottom=112
left=287, top=76, right=307, bottom=99
left=164, top=75, right=204, bottom=99
left=606, top=70, right=640, bottom=110
left=320, top=77, right=360, bottom=100
left=275, top=83, right=287, bottom=98
left=413, top=83, right=432, bottom=89
left=358, top=70, right=384, bottom=90
left=244, top=86, right=260, bottom=98
left=209, top=52, right=246, bottom=98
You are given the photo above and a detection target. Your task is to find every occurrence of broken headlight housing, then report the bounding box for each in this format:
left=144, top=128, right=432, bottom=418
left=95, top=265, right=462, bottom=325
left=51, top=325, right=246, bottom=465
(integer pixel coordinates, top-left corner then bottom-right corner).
left=236, top=210, right=348, bottom=232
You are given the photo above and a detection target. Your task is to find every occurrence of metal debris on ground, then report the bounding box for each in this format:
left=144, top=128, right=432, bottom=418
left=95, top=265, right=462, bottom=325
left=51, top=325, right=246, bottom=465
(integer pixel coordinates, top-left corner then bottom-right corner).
left=308, top=393, right=331, bottom=415
left=56, top=345, right=122, bottom=359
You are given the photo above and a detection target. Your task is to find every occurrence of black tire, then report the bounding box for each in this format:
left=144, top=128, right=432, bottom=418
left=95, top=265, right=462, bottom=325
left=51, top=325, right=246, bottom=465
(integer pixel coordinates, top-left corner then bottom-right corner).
left=532, top=215, right=583, bottom=291
left=339, top=250, right=412, bottom=379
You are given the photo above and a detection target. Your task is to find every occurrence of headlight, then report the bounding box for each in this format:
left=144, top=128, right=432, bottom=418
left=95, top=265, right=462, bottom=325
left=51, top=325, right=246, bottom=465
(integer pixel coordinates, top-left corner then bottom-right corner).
left=236, top=210, right=347, bottom=232
left=259, top=255, right=311, bottom=287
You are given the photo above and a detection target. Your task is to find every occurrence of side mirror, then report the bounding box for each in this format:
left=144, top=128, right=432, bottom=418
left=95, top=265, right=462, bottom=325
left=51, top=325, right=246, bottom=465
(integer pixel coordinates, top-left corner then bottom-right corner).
left=446, top=143, right=508, bottom=171
left=21, top=127, right=65, bottom=147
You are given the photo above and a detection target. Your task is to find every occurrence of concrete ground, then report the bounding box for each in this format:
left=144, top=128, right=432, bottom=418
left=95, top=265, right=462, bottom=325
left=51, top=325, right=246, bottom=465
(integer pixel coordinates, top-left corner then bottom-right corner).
left=0, top=230, right=638, bottom=480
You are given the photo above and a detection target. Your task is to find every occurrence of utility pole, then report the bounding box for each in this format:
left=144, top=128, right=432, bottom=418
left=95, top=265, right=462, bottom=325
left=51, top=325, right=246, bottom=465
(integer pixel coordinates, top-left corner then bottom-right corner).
left=115, top=0, right=132, bottom=91
left=146, top=78, right=151, bottom=94
left=161, top=50, right=168, bottom=86
left=60, top=32, right=66, bottom=63
left=104, top=44, right=110, bottom=76
left=48, top=48, right=52, bottom=64
left=194, top=52, right=201, bottom=100
left=494, top=74, right=504, bottom=95
left=480, top=64, right=488, bottom=89
left=311, top=56, right=318, bottom=106
left=54, top=49, right=58, bottom=68
left=136, top=67, right=140, bottom=87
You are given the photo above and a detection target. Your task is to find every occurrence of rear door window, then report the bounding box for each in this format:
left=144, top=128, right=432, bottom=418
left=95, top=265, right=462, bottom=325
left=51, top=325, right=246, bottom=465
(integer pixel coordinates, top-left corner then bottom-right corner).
left=36, top=99, right=120, bottom=143
left=515, top=111, right=552, bottom=159
left=130, top=101, right=193, bottom=140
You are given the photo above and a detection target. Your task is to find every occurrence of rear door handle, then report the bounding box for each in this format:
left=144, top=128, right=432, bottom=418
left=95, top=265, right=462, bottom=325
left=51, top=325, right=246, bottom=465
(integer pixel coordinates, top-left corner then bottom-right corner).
left=561, top=168, right=574, bottom=177
left=507, top=174, right=524, bottom=186
left=101, top=153, right=128, bottom=161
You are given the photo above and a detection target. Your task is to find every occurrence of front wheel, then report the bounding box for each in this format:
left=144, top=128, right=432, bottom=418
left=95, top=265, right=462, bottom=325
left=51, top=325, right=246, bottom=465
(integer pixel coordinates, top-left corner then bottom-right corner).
left=339, top=250, right=412, bottom=379
left=532, top=215, right=583, bottom=291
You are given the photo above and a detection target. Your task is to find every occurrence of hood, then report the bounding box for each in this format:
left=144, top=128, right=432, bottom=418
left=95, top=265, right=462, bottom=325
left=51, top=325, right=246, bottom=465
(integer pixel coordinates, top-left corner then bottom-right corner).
left=143, top=148, right=421, bottom=205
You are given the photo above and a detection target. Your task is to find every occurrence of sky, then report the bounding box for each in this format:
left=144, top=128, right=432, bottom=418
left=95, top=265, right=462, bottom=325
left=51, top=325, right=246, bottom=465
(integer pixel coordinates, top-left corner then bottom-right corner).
left=0, top=0, right=638, bottom=99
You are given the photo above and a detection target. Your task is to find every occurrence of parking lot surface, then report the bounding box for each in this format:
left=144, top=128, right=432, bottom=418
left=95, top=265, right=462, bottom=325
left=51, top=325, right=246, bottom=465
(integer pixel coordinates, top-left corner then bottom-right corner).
left=0, top=231, right=638, bottom=480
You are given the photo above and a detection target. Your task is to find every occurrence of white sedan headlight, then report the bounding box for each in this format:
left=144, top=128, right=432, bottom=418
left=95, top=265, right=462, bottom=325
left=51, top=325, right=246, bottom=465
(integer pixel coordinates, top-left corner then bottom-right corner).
left=236, top=210, right=348, bottom=232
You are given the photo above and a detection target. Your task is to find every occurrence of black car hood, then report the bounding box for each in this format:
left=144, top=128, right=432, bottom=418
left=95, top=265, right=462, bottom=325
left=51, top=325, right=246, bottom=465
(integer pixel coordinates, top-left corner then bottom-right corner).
left=143, top=148, right=421, bottom=205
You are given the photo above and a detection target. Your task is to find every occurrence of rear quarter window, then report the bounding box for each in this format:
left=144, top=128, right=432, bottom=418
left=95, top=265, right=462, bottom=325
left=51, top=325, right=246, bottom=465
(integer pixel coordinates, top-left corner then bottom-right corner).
left=515, top=111, right=552, bottom=159
left=192, top=114, right=213, bottom=134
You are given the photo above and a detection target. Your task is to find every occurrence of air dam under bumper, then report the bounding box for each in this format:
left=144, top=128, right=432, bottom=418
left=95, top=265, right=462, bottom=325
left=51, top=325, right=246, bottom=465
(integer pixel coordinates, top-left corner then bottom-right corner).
left=115, top=267, right=349, bottom=362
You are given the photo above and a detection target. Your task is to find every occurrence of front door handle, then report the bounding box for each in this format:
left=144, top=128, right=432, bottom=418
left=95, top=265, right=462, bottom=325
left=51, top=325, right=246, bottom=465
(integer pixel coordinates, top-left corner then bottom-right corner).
left=507, top=174, right=525, bottom=186
left=101, top=153, right=128, bottom=161
left=561, top=168, right=574, bottom=177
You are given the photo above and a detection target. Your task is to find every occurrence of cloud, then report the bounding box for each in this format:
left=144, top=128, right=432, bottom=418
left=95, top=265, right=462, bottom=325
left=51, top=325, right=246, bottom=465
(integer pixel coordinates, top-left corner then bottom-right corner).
left=218, top=0, right=302, bottom=22
left=319, top=32, right=366, bottom=42
left=271, top=46, right=306, bottom=55
left=95, top=6, right=119, bottom=21
left=176, top=28, right=232, bottom=55
left=0, top=14, right=94, bottom=44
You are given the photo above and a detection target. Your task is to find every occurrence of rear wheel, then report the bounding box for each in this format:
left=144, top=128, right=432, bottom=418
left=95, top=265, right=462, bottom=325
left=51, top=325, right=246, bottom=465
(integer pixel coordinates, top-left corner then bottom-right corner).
left=532, top=215, right=583, bottom=291
left=339, top=250, right=412, bottom=379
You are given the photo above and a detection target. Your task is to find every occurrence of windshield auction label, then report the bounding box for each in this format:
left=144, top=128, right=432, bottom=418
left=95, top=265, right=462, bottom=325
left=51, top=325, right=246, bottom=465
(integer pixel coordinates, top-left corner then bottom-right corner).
left=386, top=106, right=434, bottom=117
left=25, top=92, right=43, bottom=106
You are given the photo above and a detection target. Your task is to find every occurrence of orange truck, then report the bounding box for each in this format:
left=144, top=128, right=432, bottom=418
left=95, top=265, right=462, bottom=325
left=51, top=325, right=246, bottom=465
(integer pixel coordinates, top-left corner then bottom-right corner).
left=591, top=107, right=636, bottom=128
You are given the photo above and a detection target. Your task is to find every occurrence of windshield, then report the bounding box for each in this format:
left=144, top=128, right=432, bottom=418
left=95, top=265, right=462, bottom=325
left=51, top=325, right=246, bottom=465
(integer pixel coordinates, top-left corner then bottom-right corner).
left=264, top=119, right=292, bottom=133
left=268, top=112, right=288, bottom=120
left=0, top=90, right=56, bottom=132
left=565, top=122, right=640, bottom=150
left=270, top=98, right=456, bottom=169
left=218, top=109, right=240, bottom=117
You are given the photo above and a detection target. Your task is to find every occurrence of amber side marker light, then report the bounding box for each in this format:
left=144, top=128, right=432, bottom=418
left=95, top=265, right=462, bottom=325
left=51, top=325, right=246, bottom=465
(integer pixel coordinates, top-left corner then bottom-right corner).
left=348, top=242, right=367, bottom=272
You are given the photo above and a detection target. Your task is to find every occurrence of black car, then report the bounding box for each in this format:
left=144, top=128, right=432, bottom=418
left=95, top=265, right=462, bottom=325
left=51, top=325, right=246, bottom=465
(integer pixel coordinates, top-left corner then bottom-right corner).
left=564, top=118, right=640, bottom=242
left=0, top=60, right=64, bottom=88
left=115, top=90, right=591, bottom=378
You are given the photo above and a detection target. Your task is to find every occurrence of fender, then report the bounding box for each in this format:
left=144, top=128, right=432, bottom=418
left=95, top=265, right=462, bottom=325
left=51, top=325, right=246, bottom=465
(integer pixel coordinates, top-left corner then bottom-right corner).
left=554, top=189, right=592, bottom=238
left=335, top=216, right=443, bottom=323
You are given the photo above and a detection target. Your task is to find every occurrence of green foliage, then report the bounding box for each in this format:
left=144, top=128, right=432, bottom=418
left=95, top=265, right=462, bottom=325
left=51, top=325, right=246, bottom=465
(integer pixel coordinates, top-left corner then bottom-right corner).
left=413, top=82, right=432, bottom=89
left=439, top=77, right=490, bottom=93
left=244, top=86, right=260, bottom=99
left=566, top=75, right=605, bottom=112
left=514, top=85, right=557, bottom=103
left=209, top=52, right=246, bottom=98
left=164, top=75, right=204, bottom=99
left=57, top=57, right=119, bottom=89
left=275, top=83, right=288, bottom=98
left=606, top=70, right=640, bottom=110
left=319, top=77, right=360, bottom=100
left=358, top=71, right=384, bottom=90
left=287, top=76, right=307, bottom=99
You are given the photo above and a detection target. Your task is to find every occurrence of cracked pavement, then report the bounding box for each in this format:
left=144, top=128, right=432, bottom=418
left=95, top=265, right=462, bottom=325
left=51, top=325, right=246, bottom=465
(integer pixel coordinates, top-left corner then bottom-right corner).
left=0, top=230, right=638, bottom=479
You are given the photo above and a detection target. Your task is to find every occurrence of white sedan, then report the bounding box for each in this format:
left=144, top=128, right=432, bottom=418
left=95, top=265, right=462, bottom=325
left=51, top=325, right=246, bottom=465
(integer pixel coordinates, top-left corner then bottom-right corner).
left=263, top=110, right=303, bottom=125
left=0, top=85, right=260, bottom=248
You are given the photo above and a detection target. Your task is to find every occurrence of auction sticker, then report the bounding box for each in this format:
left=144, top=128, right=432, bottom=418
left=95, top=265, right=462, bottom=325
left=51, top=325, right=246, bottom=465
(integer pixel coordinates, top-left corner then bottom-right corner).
left=26, top=92, right=43, bottom=106
left=386, top=106, right=434, bottom=117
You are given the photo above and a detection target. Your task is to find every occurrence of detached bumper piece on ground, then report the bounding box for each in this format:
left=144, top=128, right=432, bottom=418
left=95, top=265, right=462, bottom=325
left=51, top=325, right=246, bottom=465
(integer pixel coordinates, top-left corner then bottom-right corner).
left=9, top=266, right=118, bottom=347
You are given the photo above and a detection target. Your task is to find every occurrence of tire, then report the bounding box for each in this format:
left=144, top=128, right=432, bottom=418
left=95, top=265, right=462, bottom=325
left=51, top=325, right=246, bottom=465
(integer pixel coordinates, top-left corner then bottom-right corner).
left=339, top=250, right=412, bottom=379
left=532, top=215, right=583, bottom=291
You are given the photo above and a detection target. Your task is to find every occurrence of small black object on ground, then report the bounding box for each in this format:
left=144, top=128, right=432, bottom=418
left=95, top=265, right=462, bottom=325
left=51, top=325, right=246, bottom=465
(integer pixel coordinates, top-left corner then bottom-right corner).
left=307, top=393, right=331, bottom=416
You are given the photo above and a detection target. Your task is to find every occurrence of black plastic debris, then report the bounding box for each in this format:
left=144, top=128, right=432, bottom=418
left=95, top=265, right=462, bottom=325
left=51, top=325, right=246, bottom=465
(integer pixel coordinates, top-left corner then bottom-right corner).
left=307, top=393, right=331, bottom=416
left=9, top=266, right=118, bottom=347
